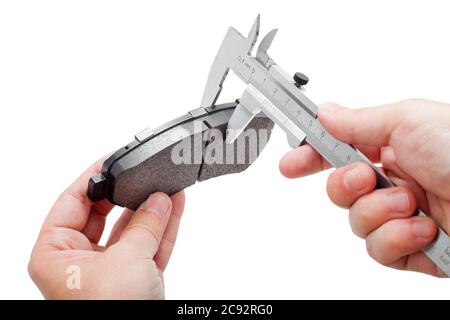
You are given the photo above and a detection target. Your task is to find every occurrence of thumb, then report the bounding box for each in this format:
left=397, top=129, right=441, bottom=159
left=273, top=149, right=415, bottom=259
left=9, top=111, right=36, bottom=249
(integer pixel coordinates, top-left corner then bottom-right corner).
left=318, top=101, right=408, bottom=147
left=119, top=192, right=172, bottom=257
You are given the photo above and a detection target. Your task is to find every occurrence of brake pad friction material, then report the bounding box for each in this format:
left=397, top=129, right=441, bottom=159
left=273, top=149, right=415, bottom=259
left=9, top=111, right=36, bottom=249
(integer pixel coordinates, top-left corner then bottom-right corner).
left=112, top=127, right=206, bottom=210
left=88, top=102, right=274, bottom=210
left=198, top=116, right=273, bottom=181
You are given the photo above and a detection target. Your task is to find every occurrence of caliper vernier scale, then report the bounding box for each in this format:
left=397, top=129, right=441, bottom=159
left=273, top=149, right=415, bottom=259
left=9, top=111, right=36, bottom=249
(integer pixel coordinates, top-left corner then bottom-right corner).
left=200, top=15, right=450, bottom=276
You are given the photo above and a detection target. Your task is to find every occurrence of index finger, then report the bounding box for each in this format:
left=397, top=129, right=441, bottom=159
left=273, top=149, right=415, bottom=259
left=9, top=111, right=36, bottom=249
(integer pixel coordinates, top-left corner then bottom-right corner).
left=279, top=144, right=330, bottom=178
left=279, top=144, right=381, bottom=179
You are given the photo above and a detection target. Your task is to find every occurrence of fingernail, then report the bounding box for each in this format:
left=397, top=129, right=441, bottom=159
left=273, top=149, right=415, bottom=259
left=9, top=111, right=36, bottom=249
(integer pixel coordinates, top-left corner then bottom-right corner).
left=142, top=193, right=170, bottom=218
left=386, top=192, right=410, bottom=213
left=319, top=102, right=339, bottom=115
left=411, top=218, right=435, bottom=239
left=343, top=167, right=365, bottom=192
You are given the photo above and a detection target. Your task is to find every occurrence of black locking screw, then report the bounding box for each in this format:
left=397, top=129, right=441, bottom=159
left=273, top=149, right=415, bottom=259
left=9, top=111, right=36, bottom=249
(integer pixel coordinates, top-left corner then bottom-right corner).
left=293, top=72, right=309, bottom=88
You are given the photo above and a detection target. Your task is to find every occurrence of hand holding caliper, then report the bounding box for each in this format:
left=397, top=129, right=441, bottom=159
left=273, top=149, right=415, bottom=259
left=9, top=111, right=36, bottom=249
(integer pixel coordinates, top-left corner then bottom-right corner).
left=282, top=100, right=450, bottom=277
left=201, top=16, right=450, bottom=277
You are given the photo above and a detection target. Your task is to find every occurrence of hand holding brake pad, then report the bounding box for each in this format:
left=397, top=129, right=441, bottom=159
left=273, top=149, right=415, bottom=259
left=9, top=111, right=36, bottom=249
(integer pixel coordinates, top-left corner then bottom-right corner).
left=88, top=102, right=274, bottom=210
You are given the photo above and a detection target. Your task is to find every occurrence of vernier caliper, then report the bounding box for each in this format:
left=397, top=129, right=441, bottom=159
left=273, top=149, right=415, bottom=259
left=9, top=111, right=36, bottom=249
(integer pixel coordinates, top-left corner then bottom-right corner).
left=200, top=15, right=450, bottom=276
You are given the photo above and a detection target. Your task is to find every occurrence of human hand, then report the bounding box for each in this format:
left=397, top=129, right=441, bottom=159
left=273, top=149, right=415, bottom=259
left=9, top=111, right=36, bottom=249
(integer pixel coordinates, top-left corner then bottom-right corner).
left=28, top=158, right=185, bottom=299
left=279, top=99, right=450, bottom=277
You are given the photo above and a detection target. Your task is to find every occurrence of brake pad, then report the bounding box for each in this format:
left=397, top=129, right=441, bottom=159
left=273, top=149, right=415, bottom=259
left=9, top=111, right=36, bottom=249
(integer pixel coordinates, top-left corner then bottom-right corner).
left=87, top=102, right=274, bottom=210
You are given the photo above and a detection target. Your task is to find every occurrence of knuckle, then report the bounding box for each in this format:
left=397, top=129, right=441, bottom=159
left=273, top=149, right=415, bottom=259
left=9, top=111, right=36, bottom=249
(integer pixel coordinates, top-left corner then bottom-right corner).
left=365, top=240, right=379, bottom=261
left=388, top=187, right=416, bottom=215
left=401, top=98, right=429, bottom=107
left=125, top=222, right=161, bottom=244
left=349, top=206, right=371, bottom=238
left=326, top=179, right=344, bottom=207
left=365, top=240, right=389, bottom=265
left=326, top=169, right=338, bottom=188
left=325, top=175, right=337, bottom=199
left=380, top=147, right=395, bottom=167
left=366, top=236, right=395, bottom=266
left=384, top=232, right=399, bottom=252
left=345, top=109, right=361, bottom=140
left=349, top=222, right=365, bottom=239
left=355, top=164, right=376, bottom=190
left=138, top=206, right=161, bottom=217
left=111, top=240, right=139, bottom=258
left=27, top=257, right=37, bottom=281
left=28, top=253, right=45, bottom=284
left=380, top=233, right=401, bottom=264
left=396, top=98, right=430, bottom=119
left=161, top=236, right=176, bottom=250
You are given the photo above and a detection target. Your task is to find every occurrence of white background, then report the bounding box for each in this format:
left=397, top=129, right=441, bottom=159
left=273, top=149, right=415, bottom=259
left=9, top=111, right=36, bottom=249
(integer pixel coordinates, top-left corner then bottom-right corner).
left=1, top=0, right=449, bottom=299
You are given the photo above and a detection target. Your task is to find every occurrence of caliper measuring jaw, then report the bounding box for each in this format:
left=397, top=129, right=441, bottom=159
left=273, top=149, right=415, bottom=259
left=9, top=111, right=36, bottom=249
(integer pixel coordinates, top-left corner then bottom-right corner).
left=200, top=15, right=260, bottom=109
left=200, top=15, right=314, bottom=148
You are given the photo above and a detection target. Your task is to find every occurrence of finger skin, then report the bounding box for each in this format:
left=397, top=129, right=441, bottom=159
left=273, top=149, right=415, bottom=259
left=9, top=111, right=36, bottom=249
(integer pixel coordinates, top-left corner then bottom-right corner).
left=106, top=191, right=185, bottom=249
left=106, top=208, right=135, bottom=247
left=43, top=156, right=112, bottom=231
left=279, top=100, right=449, bottom=278
left=119, top=192, right=172, bottom=258
left=154, top=191, right=185, bottom=271
left=35, top=156, right=114, bottom=255
left=380, top=147, right=430, bottom=212
left=81, top=199, right=114, bottom=244
left=326, top=162, right=377, bottom=208
left=348, top=187, right=417, bottom=238
left=279, top=144, right=330, bottom=178
left=279, top=143, right=379, bottom=179
left=365, top=217, right=437, bottom=266
left=392, top=251, right=447, bottom=277
left=318, top=101, right=409, bottom=147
